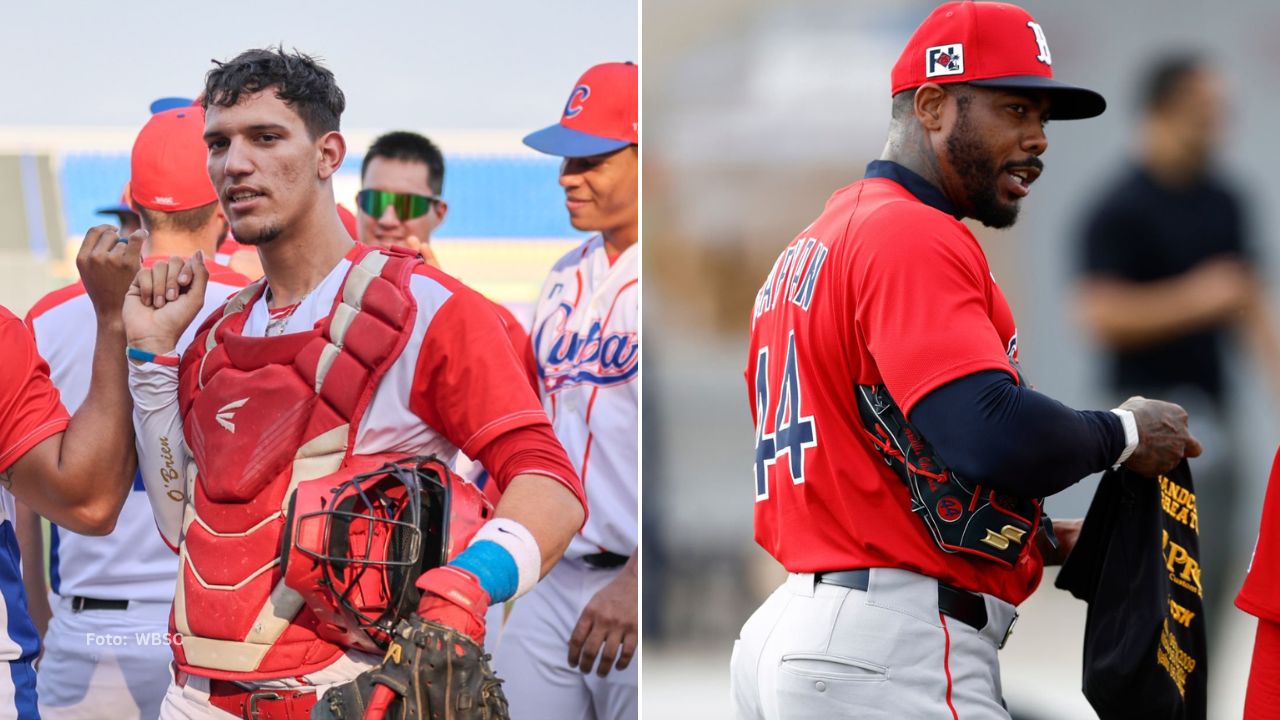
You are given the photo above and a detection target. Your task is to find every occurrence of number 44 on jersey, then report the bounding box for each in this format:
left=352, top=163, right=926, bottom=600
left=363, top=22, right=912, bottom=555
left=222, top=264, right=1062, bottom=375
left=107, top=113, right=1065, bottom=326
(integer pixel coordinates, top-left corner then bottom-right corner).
left=754, top=331, right=817, bottom=501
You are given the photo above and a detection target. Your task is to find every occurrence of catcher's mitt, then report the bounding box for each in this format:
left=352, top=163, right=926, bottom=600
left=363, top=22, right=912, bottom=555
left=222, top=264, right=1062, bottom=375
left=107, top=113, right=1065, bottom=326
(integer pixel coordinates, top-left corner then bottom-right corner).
left=312, top=614, right=509, bottom=720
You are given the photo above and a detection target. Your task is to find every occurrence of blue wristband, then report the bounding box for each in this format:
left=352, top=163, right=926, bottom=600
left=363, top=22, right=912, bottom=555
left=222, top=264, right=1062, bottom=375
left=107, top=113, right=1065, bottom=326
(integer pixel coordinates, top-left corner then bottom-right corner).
left=126, top=347, right=180, bottom=366
left=450, top=540, right=519, bottom=603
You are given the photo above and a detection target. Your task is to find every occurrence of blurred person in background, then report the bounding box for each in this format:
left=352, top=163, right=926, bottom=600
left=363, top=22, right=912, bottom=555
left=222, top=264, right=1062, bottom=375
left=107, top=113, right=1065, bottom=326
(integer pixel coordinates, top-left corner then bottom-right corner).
left=357, top=130, right=535, bottom=389
left=95, top=182, right=140, bottom=238
left=357, top=131, right=447, bottom=263
left=495, top=61, right=639, bottom=720
left=1074, top=53, right=1280, bottom=619
left=18, top=105, right=249, bottom=720
left=730, top=4, right=1202, bottom=718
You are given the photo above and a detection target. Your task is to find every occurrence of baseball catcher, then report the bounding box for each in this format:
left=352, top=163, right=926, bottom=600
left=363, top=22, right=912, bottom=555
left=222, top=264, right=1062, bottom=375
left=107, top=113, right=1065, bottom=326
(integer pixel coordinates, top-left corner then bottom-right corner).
left=124, top=47, right=586, bottom=720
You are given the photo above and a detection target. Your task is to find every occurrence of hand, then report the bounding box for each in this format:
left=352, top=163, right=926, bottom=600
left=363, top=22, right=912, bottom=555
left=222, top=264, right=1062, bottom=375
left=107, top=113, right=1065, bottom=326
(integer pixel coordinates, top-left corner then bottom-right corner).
left=123, top=252, right=209, bottom=355
left=1119, top=396, right=1203, bottom=477
left=568, top=559, right=638, bottom=677
left=404, top=235, right=441, bottom=269
left=415, top=565, right=490, bottom=645
left=77, top=225, right=143, bottom=320
left=1038, top=518, right=1082, bottom=566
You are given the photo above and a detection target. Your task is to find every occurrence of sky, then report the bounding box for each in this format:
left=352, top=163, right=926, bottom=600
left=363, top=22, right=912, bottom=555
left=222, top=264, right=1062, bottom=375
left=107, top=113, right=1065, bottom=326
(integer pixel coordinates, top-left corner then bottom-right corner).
left=0, top=0, right=638, bottom=132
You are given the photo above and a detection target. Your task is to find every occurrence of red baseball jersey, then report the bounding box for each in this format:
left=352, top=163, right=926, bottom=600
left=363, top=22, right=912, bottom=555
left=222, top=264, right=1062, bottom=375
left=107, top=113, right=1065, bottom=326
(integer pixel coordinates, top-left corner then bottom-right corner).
left=746, top=173, right=1043, bottom=605
left=0, top=306, right=70, bottom=474
left=1238, top=446, right=1280, bottom=622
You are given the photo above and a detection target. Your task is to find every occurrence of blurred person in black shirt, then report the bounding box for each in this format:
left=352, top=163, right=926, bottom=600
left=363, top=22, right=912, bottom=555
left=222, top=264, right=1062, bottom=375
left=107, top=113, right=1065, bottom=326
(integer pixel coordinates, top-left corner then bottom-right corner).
left=1076, top=53, right=1280, bottom=622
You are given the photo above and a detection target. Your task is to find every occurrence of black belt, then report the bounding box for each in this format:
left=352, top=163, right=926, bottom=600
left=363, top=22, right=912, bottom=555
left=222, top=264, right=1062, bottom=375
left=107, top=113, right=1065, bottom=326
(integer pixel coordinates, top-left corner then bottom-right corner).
left=581, top=551, right=629, bottom=569
left=70, top=596, right=129, bottom=612
left=816, top=569, right=989, bottom=632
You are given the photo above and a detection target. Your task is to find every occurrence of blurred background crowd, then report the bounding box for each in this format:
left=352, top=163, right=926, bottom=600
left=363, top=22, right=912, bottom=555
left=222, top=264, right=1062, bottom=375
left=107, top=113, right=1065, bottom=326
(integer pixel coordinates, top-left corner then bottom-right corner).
left=643, top=0, right=1280, bottom=717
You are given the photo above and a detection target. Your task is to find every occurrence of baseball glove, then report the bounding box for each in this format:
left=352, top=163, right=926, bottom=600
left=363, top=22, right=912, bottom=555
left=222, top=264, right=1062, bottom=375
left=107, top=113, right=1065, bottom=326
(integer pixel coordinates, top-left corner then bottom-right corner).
left=312, top=614, right=509, bottom=720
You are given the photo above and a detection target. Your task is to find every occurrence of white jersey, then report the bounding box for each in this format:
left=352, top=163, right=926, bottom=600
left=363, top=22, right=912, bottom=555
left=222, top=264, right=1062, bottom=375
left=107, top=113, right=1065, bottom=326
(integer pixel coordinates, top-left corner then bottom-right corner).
left=25, top=260, right=249, bottom=602
left=531, top=236, right=638, bottom=558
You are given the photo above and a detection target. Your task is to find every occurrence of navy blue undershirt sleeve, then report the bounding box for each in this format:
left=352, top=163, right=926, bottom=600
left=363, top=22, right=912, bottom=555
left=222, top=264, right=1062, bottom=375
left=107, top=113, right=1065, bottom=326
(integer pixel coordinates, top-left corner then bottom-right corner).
left=908, top=370, right=1126, bottom=498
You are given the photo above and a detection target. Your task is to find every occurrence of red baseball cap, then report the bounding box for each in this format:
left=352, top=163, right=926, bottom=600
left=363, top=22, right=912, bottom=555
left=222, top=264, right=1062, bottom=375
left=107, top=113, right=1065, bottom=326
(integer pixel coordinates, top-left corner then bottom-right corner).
left=130, top=107, right=218, bottom=212
left=891, top=1, right=1105, bottom=120
left=523, top=62, right=638, bottom=158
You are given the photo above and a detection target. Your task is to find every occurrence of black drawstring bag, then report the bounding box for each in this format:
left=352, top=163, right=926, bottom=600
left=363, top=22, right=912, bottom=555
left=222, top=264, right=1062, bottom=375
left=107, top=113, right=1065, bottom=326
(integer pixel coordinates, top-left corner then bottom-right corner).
left=1054, top=460, right=1207, bottom=720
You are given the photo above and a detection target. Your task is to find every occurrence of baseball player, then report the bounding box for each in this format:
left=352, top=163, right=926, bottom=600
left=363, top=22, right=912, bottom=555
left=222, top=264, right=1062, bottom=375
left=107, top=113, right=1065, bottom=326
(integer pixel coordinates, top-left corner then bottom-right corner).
left=121, top=47, right=586, bottom=719
left=730, top=4, right=1202, bottom=719
left=494, top=61, right=638, bottom=720
left=1240, top=449, right=1280, bottom=717
left=356, top=130, right=536, bottom=390
left=20, top=106, right=249, bottom=720
left=94, top=183, right=140, bottom=239
left=0, top=226, right=141, bottom=719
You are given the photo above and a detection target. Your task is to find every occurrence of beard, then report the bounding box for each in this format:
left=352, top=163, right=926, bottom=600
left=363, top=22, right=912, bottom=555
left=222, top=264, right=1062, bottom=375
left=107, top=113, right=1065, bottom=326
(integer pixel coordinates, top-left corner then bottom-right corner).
left=945, top=101, right=1042, bottom=229
left=234, top=221, right=284, bottom=246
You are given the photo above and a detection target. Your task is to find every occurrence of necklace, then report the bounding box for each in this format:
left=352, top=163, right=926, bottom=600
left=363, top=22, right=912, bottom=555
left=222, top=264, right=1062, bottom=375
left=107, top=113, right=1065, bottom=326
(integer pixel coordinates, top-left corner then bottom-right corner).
left=263, top=286, right=313, bottom=337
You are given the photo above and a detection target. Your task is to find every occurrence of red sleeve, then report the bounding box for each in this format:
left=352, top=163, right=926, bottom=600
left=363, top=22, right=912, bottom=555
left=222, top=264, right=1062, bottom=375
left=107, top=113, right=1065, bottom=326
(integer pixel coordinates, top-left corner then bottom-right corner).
left=409, top=286, right=549, bottom=458
left=473, top=422, right=586, bottom=522
left=0, top=309, right=70, bottom=473
left=1246, top=618, right=1280, bottom=719
left=852, top=203, right=1018, bottom=415
left=1239, top=446, right=1280, bottom=622
left=488, top=300, right=538, bottom=393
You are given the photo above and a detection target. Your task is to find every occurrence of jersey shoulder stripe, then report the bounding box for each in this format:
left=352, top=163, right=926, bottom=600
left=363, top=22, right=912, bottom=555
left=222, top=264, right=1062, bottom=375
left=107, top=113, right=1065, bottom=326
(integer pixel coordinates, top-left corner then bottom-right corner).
left=549, top=235, right=603, bottom=274
left=24, top=282, right=87, bottom=329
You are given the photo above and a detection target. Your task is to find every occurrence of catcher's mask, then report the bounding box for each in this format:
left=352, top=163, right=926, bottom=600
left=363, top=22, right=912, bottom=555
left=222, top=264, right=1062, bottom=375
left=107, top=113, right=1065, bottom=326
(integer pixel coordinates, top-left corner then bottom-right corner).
left=282, top=455, right=492, bottom=653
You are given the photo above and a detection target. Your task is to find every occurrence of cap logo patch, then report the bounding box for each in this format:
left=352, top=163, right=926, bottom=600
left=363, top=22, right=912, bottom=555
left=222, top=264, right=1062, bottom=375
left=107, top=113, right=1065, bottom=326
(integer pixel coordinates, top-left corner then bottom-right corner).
left=925, top=44, right=964, bottom=78
left=1027, top=22, right=1052, bottom=65
left=563, top=85, right=590, bottom=119
left=152, top=196, right=176, bottom=206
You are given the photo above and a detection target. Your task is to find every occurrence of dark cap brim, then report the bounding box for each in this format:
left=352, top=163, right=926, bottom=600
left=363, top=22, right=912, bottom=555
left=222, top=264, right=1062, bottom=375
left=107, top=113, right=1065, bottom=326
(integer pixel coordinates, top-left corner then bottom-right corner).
left=95, top=204, right=137, bottom=217
left=969, top=75, right=1106, bottom=120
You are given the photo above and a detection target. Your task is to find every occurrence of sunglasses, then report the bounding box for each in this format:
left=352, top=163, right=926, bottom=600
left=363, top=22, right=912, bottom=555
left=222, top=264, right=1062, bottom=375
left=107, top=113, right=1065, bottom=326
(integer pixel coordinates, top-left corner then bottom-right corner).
left=356, top=189, right=441, bottom=221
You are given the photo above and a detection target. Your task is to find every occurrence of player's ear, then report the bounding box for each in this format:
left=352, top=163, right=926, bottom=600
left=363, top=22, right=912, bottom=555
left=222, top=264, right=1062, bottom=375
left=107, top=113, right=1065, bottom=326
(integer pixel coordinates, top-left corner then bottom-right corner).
left=914, top=83, right=948, bottom=132
left=316, top=131, right=347, bottom=181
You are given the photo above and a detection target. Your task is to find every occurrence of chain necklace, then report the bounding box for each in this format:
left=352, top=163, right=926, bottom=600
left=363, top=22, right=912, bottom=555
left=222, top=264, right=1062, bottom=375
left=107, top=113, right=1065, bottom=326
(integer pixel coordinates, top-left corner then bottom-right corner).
left=263, top=285, right=314, bottom=337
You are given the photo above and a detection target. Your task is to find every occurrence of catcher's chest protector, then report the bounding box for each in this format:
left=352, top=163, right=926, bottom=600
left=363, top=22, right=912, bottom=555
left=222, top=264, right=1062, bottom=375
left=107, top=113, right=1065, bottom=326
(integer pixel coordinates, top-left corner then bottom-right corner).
left=174, top=247, right=418, bottom=680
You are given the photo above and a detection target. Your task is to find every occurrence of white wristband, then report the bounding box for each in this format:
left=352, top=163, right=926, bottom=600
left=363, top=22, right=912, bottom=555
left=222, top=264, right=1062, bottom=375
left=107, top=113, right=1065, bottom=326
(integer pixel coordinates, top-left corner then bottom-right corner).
left=469, top=518, right=542, bottom=600
left=1110, top=408, right=1139, bottom=468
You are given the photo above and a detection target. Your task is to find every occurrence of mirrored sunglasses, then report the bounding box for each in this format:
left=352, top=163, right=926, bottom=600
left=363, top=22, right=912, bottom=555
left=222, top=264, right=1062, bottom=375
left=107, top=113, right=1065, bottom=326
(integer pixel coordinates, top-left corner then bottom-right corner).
left=356, top=189, right=440, bottom=221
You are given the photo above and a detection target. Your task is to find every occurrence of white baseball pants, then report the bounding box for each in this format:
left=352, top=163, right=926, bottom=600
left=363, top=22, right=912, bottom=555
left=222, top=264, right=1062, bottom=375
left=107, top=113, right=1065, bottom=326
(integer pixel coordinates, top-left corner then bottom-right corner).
left=730, top=568, right=1017, bottom=720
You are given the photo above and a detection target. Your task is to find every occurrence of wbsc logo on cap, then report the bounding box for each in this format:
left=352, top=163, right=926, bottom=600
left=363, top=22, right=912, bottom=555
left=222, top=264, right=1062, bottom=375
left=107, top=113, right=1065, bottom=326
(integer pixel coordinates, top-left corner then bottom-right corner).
left=925, top=44, right=964, bottom=78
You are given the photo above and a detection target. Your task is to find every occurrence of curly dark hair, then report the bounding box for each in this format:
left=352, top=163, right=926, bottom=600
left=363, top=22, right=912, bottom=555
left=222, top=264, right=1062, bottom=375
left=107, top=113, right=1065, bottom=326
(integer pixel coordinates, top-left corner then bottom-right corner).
left=362, top=131, right=446, bottom=195
left=202, top=46, right=345, bottom=138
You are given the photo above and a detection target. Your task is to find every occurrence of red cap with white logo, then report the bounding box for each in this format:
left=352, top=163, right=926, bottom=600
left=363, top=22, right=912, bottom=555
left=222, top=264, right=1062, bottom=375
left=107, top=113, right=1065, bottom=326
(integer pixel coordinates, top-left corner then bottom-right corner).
left=523, top=62, right=638, bottom=158
left=131, top=106, right=219, bottom=212
left=890, top=1, right=1105, bottom=120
